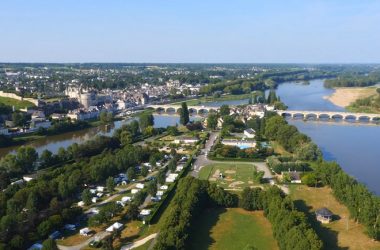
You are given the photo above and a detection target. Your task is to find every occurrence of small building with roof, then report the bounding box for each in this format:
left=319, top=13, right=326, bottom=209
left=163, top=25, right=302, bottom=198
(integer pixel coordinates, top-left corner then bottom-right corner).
left=315, top=207, right=333, bottom=224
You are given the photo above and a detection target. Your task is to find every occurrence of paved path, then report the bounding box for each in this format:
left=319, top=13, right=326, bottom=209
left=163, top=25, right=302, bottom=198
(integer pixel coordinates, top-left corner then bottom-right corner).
left=191, top=131, right=219, bottom=177
left=58, top=231, right=110, bottom=250
left=121, top=233, right=158, bottom=250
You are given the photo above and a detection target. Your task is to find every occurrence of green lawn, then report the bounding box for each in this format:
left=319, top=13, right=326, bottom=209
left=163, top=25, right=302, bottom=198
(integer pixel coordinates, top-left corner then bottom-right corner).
left=199, top=163, right=258, bottom=189
left=188, top=208, right=278, bottom=250
left=0, top=96, right=35, bottom=110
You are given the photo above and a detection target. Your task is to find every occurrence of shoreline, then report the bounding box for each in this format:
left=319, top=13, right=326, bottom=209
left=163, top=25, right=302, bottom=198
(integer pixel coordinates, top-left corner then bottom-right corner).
left=324, top=87, right=377, bottom=108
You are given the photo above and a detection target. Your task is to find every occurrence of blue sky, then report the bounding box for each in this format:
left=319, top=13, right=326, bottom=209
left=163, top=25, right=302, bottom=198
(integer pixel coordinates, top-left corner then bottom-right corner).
left=1, top=0, right=380, bottom=63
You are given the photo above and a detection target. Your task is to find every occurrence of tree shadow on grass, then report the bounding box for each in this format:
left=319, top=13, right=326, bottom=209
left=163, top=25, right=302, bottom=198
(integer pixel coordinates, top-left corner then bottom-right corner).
left=294, top=199, right=348, bottom=250
left=186, top=207, right=227, bottom=250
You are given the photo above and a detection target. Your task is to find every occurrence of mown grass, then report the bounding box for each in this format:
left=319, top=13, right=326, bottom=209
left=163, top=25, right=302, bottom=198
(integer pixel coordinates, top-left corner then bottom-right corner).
left=198, top=163, right=259, bottom=189
left=290, top=185, right=380, bottom=250
left=0, top=96, right=35, bottom=110
left=188, top=208, right=278, bottom=250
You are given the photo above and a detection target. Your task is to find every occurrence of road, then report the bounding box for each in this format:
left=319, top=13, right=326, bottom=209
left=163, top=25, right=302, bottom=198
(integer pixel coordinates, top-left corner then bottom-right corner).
left=58, top=231, right=110, bottom=250
left=121, top=233, right=158, bottom=250
left=191, top=131, right=219, bottom=177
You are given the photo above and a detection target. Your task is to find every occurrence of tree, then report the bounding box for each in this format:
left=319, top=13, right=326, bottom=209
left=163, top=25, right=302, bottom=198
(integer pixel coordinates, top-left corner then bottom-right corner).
left=57, top=147, right=67, bottom=162
left=179, top=102, right=190, bottom=125
left=100, top=111, right=113, bottom=123
left=37, top=220, right=53, bottom=237
left=147, top=180, right=158, bottom=196
left=120, top=130, right=133, bottom=146
left=129, top=120, right=140, bottom=136
left=10, top=235, right=24, bottom=249
left=141, top=165, right=149, bottom=177
left=82, top=189, right=92, bottom=206
left=26, top=190, right=39, bottom=213
left=167, top=126, right=179, bottom=136
left=40, top=149, right=53, bottom=168
left=168, top=159, right=176, bottom=172
left=12, top=112, right=27, bottom=127
left=127, top=167, right=136, bottom=181
left=125, top=203, right=139, bottom=220
left=42, top=238, right=58, bottom=250
left=207, top=113, right=218, bottom=130
left=266, top=89, right=278, bottom=104
left=143, top=126, right=155, bottom=137
left=16, top=146, right=37, bottom=173
left=219, top=104, right=230, bottom=116
left=302, top=172, right=319, bottom=187
left=295, top=142, right=322, bottom=161
left=106, top=177, right=115, bottom=192
left=140, top=113, right=154, bottom=130
left=157, top=170, right=166, bottom=185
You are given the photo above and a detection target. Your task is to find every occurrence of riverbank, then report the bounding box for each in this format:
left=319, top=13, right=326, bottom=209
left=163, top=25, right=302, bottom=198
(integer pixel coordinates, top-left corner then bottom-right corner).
left=324, top=87, right=377, bottom=108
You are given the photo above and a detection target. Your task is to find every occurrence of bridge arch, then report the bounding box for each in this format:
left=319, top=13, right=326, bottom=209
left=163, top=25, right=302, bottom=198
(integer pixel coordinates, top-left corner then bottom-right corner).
left=198, top=108, right=209, bottom=115
left=188, top=108, right=197, bottom=114
left=372, top=117, right=380, bottom=122
left=166, top=107, right=177, bottom=113
left=318, top=114, right=330, bottom=120
left=156, top=107, right=165, bottom=113
left=331, top=114, right=343, bottom=120
left=358, top=116, right=371, bottom=122
left=305, top=113, right=318, bottom=120
left=292, top=113, right=305, bottom=119
left=344, top=115, right=357, bottom=121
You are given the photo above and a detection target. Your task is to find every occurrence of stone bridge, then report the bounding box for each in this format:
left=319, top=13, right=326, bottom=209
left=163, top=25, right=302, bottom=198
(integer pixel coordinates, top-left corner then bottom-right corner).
left=277, top=110, right=380, bottom=122
left=147, top=104, right=219, bottom=114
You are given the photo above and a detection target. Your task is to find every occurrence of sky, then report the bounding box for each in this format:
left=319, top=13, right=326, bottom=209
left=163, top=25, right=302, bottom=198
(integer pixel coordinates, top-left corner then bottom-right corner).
left=1, top=0, right=380, bottom=63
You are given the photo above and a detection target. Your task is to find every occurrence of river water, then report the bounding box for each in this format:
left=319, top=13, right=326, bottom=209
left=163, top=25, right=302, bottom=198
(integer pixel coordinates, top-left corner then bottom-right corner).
left=0, top=115, right=200, bottom=157
left=275, top=79, right=380, bottom=195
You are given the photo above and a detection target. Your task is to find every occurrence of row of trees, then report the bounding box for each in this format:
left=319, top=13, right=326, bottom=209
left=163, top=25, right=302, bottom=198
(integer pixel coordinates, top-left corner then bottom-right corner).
left=267, top=156, right=311, bottom=174
left=324, top=71, right=380, bottom=88
left=314, top=161, right=380, bottom=240
left=154, top=177, right=237, bottom=250
left=241, top=186, right=323, bottom=250
left=264, top=115, right=321, bottom=160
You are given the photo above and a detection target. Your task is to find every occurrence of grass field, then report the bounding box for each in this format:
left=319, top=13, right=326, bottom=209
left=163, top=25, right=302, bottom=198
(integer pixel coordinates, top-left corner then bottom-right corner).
left=188, top=208, right=278, bottom=250
left=198, top=163, right=259, bottom=189
left=290, top=185, right=380, bottom=250
left=0, top=96, right=35, bottom=110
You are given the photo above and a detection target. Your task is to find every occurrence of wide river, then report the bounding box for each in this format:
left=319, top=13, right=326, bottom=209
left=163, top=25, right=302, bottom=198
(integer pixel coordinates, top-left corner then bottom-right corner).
left=1, top=79, right=379, bottom=195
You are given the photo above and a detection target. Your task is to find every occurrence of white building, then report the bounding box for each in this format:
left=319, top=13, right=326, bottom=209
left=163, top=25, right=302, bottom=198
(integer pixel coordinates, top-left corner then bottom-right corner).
left=79, top=227, right=91, bottom=236
left=173, top=137, right=199, bottom=144
left=244, top=128, right=256, bottom=139
left=106, top=222, right=123, bottom=232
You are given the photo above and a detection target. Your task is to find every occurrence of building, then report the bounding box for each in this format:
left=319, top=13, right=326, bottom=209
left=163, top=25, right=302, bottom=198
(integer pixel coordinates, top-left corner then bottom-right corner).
left=30, top=119, right=52, bottom=130
left=281, top=171, right=302, bottom=184
left=79, top=228, right=91, bottom=236
left=244, top=128, right=256, bottom=138
left=106, top=222, right=123, bottom=232
left=51, top=113, right=66, bottom=120
left=173, top=137, right=199, bottom=144
left=221, top=139, right=256, bottom=149
left=0, top=127, right=9, bottom=135
left=315, top=207, right=333, bottom=224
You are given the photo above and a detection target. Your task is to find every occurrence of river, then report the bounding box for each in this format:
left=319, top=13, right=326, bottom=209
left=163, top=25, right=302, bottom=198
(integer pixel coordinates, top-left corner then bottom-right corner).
left=275, top=79, right=380, bottom=195
left=0, top=114, right=201, bottom=157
